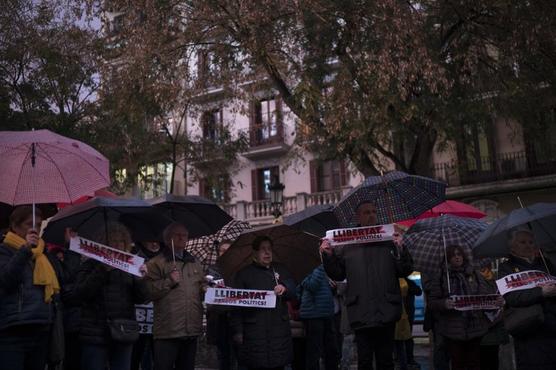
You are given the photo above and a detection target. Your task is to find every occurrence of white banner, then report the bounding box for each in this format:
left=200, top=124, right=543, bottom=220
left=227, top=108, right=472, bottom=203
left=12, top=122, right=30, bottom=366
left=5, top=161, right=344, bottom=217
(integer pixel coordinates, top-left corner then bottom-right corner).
left=325, top=224, right=395, bottom=247
left=70, top=237, right=145, bottom=277
left=496, top=270, right=556, bottom=296
left=135, top=303, right=153, bottom=334
left=451, top=295, right=503, bottom=311
left=205, top=287, right=276, bottom=308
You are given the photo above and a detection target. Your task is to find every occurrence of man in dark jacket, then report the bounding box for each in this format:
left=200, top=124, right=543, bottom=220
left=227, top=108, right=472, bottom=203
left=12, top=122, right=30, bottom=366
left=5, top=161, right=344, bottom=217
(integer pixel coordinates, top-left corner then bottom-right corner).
left=320, top=201, right=413, bottom=370
left=231, top=235, right=296, bottom=370
left=498, top=229, right=556, bottom=370
left=299, top=264, right=339, bottom=370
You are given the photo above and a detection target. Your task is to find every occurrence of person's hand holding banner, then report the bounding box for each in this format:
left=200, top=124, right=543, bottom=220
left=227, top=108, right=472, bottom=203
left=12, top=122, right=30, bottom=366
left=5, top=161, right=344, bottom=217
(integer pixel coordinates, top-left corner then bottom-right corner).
left=542, top=283, right=556, bottom=297
left=274, top=284, right=287, bottom=296
left=445, top=297, right=455, bottom=310
left=319, top=239, right=333, bottom=256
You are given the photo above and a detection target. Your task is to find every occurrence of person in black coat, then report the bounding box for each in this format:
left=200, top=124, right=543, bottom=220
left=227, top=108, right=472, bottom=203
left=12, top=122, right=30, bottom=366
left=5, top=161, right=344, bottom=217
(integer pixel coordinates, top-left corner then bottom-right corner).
left=0, top=206, right=60, bottom=370
left=74, top=222, right=148, bottom=370
left=320, top=201, right=414, bottom=370
left=498, top=228, right=556, bottom=370
left=231, top=235, right=296, bottom=370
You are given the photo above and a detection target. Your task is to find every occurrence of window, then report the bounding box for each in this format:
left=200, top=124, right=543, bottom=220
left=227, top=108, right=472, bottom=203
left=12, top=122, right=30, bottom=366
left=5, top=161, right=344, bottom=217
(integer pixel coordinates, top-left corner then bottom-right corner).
left=251, top=166, right=279, bottom=201
left=109, top=14, right=125, bottom=35
left=310, top=160, right=348, bottom=193
left=457, top=124, right=494, bottom=173
left=532, top=109, right=556, bottom=163
left=202, top=109, right=223, bottom=143
left=197, top=49, right=221, bottom=82
left=250, top=97, right=282, bottom=145
left=200, top=175, right=229, bottom=203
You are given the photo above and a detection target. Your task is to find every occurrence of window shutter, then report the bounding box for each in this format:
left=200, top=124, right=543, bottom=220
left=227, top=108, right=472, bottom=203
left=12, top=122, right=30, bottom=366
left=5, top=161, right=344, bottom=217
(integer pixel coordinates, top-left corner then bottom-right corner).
left=199, top=178, right=207, bottom=198
left=309, top=160, right=318, bottom=193
left=251, top=169, right=259, bottom=201
left=340, top=161, right=348, bottom=187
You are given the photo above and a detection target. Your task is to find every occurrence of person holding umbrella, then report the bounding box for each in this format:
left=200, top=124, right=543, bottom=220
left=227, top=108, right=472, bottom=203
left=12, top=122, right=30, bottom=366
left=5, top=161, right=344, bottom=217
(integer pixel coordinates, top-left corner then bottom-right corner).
left=320, top=201, right=413, bottom=370
left=498, top=228, right=556, bottom=370
left=230, top=235, right=297, bottom=370
left=144, top=222, right=206, bottom=370
left=0, top=206, right=61, bottom=370
left=73, top=222, right=148, bottom=370
left=427, top=245, right=498, bottom=370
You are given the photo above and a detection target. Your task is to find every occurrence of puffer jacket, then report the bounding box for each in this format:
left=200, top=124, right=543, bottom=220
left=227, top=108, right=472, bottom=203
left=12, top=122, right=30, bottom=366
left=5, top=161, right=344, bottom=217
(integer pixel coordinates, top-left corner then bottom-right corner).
left=74, top=259, right=148, bottom=345
left=323, top=240, right=413, bottom=330
left=0, top=242, right=54, bottom=330
left=144, top=249, right=205, bottom=339
left=428, top=265, right=493, bottom=341
left=498, top=255, right=556, bottom=370
left=230, top=262, right=296, bottom=369
left=299, top=265, right=334, bottom=319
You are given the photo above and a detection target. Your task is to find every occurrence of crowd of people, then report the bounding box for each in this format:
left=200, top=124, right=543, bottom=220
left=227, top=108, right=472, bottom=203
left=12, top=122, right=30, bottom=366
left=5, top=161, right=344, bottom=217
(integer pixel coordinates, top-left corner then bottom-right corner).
left=1, top=201, right=555, bottom=370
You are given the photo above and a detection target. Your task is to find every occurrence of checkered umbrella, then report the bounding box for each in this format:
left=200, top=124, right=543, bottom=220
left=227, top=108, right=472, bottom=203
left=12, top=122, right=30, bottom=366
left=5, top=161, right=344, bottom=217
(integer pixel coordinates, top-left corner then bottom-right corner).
left=185, top=220, right=251, bottom=271
left=403, top=215, right=488, bottom=276
left=334, top=171, right=446, bottom=226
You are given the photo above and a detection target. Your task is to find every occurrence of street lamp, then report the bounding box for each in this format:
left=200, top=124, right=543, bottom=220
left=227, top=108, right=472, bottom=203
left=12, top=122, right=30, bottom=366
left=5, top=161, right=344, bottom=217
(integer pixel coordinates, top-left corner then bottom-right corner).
left=268, top=175, right=285, bottom=219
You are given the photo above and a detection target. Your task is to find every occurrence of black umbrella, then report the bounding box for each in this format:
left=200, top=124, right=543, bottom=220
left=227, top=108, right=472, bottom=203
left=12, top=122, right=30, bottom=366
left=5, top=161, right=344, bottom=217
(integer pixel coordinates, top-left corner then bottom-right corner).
left=217, top=224, right=321, bottom=284
left=473, top=202, right=556, bottom=257
left=42, top=197, right=173, bottom=245
left=147, top=194, right=232, bottom=239
left=283, top=204, right=339, bottom=237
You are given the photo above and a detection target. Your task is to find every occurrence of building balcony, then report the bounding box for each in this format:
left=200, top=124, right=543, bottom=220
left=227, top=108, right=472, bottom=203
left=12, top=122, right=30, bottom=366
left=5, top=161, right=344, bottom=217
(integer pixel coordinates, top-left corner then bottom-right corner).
left=432, top=150, right=556, bottom=196
left=242, top=124, right=290, bottom=160
left=220, top=188, right=348, bottom=224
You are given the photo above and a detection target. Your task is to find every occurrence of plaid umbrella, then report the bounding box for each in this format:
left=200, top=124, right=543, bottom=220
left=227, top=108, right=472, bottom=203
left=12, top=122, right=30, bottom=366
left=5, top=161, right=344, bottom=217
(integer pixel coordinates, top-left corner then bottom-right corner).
left=185, top=220, right=251, bottom=270
left=334, top=171, right=446, bottom=226
left=403, top=215, right=488, bottom=276
left=283, top=204, right=339, bottom=237
left=473, top=202, right=556, bottom=257
left=217, top=224, right=321, bottom=284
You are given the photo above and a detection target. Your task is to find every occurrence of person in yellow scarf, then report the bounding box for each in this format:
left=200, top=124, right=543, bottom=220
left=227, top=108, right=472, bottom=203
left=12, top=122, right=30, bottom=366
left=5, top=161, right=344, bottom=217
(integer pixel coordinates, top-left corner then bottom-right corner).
left=0, top=206, right=61, bottom=370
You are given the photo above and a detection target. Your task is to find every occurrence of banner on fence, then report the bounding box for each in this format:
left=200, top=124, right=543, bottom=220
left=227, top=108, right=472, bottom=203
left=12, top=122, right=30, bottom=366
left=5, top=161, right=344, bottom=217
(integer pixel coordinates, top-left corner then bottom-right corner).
left=325, top=224, right=395, bottom=247
left=451, top=295, right=503, bottom=311
left=205, top=287, right=276, bottom=308
left=135, top=303, right=153, bottom=334
left=70, top=237, right=145, bottom=277
left=496, top=270, right=556, bottom=295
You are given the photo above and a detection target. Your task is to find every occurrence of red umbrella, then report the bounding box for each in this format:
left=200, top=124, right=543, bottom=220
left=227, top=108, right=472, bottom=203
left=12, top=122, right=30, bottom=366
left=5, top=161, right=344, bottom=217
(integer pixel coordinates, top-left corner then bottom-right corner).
left=57, top=188, right=117, bottom=209
left=397, top=200, right=486, bottom=228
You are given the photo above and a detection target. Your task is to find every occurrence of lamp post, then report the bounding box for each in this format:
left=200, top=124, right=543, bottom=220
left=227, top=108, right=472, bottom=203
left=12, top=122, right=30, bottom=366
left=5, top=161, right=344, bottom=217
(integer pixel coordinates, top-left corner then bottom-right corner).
left=268, top=175, right=285, bottom=219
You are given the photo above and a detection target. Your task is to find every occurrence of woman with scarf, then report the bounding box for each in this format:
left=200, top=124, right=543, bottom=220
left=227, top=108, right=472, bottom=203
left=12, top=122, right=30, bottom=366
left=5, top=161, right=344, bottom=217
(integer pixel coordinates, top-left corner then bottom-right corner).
left=428, top=245, right=496, bottom=370
left=0, top=206, right=61, bottom=370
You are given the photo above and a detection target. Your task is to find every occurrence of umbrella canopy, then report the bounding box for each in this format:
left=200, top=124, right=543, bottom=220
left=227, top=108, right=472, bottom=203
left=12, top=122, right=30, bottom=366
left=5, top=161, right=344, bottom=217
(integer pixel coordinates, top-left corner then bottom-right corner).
left=42, top=197, right=173, bottom=246
left=57, top=188, right=117, bottom=209
left=404, top=215, right=488, bottom=275
left=147, top=194, right=232, bottom=239
left=334, top=171, right=446, bottom=226
left=217, top=224, right=321, bottom=284
left=185, top=220, right=251, bottom=270
left=397, top=200, right=486, bottom=228
left=283, top=204, right=339, bottom=237
left=0, top=129, right=110, bottom=205
left=473, top=203, right=556, bottom=257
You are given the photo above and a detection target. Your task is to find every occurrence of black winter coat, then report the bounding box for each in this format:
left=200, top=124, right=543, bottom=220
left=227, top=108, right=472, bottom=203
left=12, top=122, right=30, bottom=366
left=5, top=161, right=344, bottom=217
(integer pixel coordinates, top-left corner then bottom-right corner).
left=0, top=242, right=54, bottom=331
left=323, top=240, right=413, bottom=330
left=428, top=265, right=493, bottom=341
left=57, top=249, right=82, bottom=333
left=230, top=262, right=296, bottom=368
left=74, top=259, right=147, bottom=345
left=499, top=255, right=556, bottom=370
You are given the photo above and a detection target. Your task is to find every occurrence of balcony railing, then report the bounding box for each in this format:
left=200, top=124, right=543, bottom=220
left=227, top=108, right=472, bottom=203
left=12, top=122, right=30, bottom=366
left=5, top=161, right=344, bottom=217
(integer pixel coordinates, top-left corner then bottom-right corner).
left=248, top=123, right=284, bottom=147
left=220, top=188, right=350, bottom=224
left=433, top=150, right=556, bottom=187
